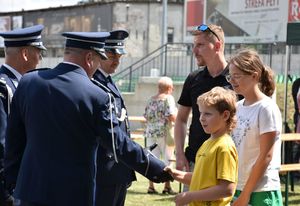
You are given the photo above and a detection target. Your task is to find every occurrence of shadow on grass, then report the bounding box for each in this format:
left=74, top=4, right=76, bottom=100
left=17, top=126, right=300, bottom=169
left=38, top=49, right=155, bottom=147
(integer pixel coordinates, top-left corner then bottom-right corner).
left=128, top=189, right=176, bottom=196
left=127, top=189, right=175, bottom=202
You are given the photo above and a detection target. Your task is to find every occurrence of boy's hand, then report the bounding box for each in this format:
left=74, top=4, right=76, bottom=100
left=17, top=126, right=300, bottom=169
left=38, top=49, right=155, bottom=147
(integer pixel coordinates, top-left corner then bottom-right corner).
left=175, top=191, right=190, bottom=206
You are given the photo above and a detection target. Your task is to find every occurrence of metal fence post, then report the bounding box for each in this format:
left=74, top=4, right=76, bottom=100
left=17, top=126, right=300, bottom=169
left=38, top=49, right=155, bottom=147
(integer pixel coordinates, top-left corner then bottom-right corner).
left=190, top=45, right=194, bottom=73
left=128, top=66, right=132, bottom=92
left=164, top=44, right=168, bottom=76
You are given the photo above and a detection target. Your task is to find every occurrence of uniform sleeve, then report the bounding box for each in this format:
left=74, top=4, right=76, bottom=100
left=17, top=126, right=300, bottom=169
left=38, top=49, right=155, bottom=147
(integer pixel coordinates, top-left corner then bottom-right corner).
left=0, top=99, right=7, bottom=146
left=0, top=81, right=8, bottom=145
left=0, top=99, right=6, bottom=174
left=217, top=145, right=238, bottom=183
left=4, top=86, right=26, bottom=186
left=94, top=93, right=171, bottom=183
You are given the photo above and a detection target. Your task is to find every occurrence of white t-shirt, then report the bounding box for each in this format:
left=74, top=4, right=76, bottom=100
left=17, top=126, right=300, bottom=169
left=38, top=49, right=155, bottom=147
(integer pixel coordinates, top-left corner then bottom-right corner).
left=232, top=97, right=282, bottom=191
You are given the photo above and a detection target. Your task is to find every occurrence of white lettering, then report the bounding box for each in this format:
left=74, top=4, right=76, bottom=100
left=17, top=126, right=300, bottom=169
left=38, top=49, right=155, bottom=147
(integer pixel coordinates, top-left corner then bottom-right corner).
left=245, top=0, right=278, bottom=9
left=292, top=1, right=299, bottom=17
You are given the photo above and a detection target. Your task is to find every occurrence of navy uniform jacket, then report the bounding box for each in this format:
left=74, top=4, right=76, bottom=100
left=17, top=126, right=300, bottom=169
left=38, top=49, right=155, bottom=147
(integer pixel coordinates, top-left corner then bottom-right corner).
left=0, top=65, right=17, bottom=203
left=0, top=66, right=17, bottom=143
left=93, top=70, right=136, bottom=186
left=4, top=63, right=167, bottom=206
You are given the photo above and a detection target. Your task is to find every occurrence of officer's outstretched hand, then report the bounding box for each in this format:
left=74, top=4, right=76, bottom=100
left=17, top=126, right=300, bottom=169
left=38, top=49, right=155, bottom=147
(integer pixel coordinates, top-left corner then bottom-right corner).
left=150, top=168, right=174, bottom=183
left=143, top=143, right=174, bottom=183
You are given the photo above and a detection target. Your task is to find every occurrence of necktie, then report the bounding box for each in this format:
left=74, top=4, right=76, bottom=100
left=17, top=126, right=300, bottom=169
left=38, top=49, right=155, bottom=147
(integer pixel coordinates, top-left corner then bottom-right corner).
left=107, top=75, right=113, bottom=84
left=107, top=75, right=117, bottom=92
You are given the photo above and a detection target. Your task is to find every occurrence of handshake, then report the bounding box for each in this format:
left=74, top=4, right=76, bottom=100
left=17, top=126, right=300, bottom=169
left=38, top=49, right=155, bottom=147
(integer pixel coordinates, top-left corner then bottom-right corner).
left=143, top=143, right=174, bottom=183
left=150, top=167, right=174, bottom=183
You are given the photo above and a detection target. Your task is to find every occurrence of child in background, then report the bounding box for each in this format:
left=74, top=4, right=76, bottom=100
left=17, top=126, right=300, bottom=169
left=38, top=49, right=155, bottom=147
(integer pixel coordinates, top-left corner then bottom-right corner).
left=166, top=87, right=238, bottom=206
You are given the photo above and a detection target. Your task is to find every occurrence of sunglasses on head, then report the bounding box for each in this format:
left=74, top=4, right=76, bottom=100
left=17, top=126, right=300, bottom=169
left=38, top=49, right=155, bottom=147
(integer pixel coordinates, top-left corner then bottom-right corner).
left=197, top=24, right=220, bottom=41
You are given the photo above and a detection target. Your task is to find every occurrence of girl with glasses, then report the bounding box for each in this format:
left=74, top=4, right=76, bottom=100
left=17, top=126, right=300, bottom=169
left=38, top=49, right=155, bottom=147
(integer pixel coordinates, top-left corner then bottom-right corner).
left=228, top=48, right=283, bottom=206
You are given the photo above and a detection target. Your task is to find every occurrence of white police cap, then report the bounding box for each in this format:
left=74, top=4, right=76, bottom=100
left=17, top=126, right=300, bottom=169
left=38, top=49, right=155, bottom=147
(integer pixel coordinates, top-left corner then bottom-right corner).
left=62, top=31, right=110, bottom=60
left=105, top=30, right=129, bottom=55
left=0, top=25, right=46, bottom=50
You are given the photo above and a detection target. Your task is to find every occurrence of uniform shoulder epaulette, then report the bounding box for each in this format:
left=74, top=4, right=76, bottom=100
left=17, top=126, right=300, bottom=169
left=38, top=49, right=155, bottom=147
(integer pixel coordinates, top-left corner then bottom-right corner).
left=91, top=78, right=111, bottom=93
left=0, top=77, right=6, bottom=85
left=0, top=77, right=8, bottom=102
left=0, top=75, right=13, bottom=114
left=0, top=77, right=7, bottom=93
left=26, top=68, right=51, bottom=74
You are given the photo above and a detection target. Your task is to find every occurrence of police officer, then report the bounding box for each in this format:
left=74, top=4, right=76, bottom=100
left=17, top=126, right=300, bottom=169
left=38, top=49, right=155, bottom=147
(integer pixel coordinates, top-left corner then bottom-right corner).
left=93, top=30, right=134, bottom=206
left=4, top=31, right=172, bottom=206
left=0, top=25, right=46, bottom=206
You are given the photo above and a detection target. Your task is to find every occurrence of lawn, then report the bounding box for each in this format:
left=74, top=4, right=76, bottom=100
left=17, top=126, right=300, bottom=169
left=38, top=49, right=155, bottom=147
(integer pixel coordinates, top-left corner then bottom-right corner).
left=125, top=172, right=300, bottom=206
left=125, top=82, right=300, bottom=206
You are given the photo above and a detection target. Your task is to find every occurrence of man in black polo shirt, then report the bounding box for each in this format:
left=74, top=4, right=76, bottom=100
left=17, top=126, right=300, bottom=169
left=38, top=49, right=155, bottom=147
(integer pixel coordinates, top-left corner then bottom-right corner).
left=174, top=24, right=232, bottom=177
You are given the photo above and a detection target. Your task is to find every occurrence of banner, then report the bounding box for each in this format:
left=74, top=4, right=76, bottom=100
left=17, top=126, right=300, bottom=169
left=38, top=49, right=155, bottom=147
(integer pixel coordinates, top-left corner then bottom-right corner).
left=215, top=0, right=287, bottom=43
left=185, top=0, right=289, bottom=43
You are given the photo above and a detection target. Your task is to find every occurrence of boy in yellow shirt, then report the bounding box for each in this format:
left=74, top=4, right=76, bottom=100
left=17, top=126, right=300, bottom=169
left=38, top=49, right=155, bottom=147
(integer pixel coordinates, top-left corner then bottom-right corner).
left=167, top=87, right=238, bottom=206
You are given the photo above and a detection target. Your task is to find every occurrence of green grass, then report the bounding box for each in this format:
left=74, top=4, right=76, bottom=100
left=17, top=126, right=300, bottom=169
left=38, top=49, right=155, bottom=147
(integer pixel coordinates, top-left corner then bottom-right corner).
left=125, top=173, right=178, bottom=206
left=280, top=176, right=300, bottom=205
left=125, top=173, right=300, bottom=206
left=125, top=83, right=300, bottom=205
left=276, top=83, right=295, bottom=131
left=125, top=139, right=178, bottom=206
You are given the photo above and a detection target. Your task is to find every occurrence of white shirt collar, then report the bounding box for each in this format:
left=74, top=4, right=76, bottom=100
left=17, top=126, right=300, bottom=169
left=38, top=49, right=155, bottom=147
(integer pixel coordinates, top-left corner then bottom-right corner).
left=98, top=68, right=109, bottom=78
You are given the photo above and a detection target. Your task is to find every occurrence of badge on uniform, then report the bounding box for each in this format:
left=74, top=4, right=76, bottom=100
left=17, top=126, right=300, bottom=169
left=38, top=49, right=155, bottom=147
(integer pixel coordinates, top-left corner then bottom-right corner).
left=117, top=108, right=127, bottom=122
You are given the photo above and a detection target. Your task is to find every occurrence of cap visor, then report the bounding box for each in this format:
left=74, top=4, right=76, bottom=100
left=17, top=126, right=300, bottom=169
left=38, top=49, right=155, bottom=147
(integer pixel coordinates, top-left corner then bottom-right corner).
left=35, top=45, right=47, bottom=51
left=106, top=48, right=126, bottom=55
left=98, top=51, right=108, bottom=60
left=115, top=48, right=126, bottom=55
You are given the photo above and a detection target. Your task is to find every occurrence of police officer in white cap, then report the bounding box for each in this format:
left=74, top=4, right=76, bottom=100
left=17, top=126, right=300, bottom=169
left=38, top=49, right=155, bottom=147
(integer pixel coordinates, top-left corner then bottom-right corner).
left=0, top=24, right=46, bottom=206
left=93, top=29, right=133, bottom=206
left=4, top=31, right=173, bottom=206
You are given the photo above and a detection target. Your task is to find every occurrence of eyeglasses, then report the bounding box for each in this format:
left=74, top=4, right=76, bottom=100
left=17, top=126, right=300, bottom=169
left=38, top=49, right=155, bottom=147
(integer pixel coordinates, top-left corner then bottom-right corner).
left=225, top=74, right=248, bottom=82
left=197, top=24, right=220, bottom=41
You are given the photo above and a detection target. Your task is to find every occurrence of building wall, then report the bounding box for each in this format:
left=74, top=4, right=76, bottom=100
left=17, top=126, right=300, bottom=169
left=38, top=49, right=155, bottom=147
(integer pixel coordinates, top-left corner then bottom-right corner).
left=0, top=1, right=184, bottom=63
left=112, top=2, right=184, bottom=58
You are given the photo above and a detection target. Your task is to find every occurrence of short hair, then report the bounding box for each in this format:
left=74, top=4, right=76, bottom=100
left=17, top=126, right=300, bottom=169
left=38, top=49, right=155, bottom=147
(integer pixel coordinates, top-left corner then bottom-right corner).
left=197, top=87, right=237, bottom=132
left=192, top=24, right=225, bottom=44
left=158, top=76, right=173, bottom=93
left=4, top=47, right=21, bottom=56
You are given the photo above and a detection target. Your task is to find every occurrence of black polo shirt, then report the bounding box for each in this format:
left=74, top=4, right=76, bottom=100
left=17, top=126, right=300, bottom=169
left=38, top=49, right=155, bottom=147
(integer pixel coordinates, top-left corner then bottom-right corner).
left=178, top=66, right=232, bottom=163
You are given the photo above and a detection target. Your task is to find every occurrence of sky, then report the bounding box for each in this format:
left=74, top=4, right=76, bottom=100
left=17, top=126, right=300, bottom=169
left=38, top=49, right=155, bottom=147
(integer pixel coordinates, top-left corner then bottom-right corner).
left=0, top=0, right=79, bottom=12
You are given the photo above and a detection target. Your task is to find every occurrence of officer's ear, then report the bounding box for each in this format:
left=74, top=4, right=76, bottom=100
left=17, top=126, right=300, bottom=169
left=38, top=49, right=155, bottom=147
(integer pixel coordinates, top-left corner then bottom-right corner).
left=85, top=51, right=94, bottom=67
left=21, top=47, right=30, bottom=61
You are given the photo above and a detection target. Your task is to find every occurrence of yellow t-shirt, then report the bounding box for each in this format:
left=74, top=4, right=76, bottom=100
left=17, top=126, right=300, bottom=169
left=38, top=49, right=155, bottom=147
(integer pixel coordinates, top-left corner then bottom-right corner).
left=189, top=134, right=238, bottom=206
